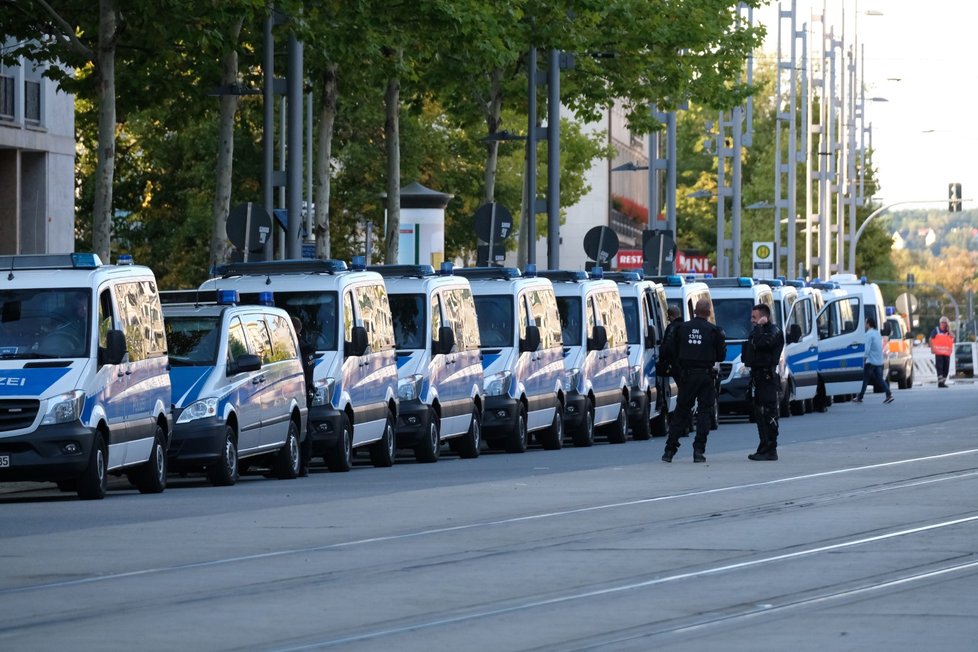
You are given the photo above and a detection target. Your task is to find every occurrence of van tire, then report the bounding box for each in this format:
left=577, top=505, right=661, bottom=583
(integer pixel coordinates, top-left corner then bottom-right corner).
left=457, top=407, right=481, bottom=459
left=537, top=402, right=564, bottom=450
left=325, top=415, right=353, bottom=472
left=369, top=411, right=396, bottom=467
left=606, top=396, right=628, bottom=444
left=572, top=400, right=595, bottom=448
left=77, top=432, right=107, bottom=500
left=130, top=426, right=167, bottom=494
left=651, top=401, right=668, bottom=438
left=632, top=396, right=652, bottom=441
left=207, top=425, right=239, bottom=486
left=273, top=420, right=301, bottom=479
left=505, top=404, right=528, bottom=453
left=415, top=411, right=440, bottom=463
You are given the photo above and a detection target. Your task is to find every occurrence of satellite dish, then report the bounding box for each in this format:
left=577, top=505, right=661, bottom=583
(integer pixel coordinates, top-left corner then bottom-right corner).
left=227, top=202, right=272, bottom=253
left=583, top=226, right=619, bottom=264
left=473, top=203, right=514, bottom=242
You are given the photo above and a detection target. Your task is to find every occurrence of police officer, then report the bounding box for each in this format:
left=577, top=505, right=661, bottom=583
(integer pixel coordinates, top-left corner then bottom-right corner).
left=662, top=298, right=726, bottom=463
left=743, top=303, right=784, bottom=461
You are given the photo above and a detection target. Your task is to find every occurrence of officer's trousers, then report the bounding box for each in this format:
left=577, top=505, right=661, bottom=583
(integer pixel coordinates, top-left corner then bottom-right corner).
left=665, top=369, right=715, bottom=453
left=751, top=374, right=780, bottom=454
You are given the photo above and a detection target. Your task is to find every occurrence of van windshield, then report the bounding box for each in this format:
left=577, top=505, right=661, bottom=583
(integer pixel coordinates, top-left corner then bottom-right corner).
left=621, top=297, right=640, bottom=344
left=388, top=294, right=426, bottom=350
left=242, top=291, right=338, bottom=352
left=472, top=295, right=513, bottom=348
left=712, top=298, right=754, bottom=341
left=0, top=288, right=91, bottom=359
left=165, top=316, right=220, bottom=365
left=555, top=296, right=583, bottom=346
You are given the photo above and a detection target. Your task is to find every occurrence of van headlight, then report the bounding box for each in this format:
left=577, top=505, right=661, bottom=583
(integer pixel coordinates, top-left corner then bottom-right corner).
left=176, top=397, right=218, bottom=424
left=311, top=377, right=336, bottom=407
left=41, top=390, right=86, bottom=425
left=398, top=374, right=424, bottom=401
left=484, top=370, right=513, bottom=397
left=629, top=364, right=642, bottom=387
left=563, top=367, right=581, bottom=392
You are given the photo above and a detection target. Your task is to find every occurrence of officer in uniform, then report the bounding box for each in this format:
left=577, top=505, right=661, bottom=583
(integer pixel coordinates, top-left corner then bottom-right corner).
left=743, top=303, right=784, bottom=461
left=662, top=298, right=726, bottom=463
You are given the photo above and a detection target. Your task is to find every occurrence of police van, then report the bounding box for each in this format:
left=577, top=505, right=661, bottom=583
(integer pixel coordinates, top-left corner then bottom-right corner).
left=161, top=290, right=307, bottom=485
left=200, top=259, right=398, bottom=472
left=541, top=268, right=630, bottom=447
left=606, top=271, right=673, bottom=439
left=457, top=266, right=564, bottom=453
left=653, top=275, right=713, bottom=321
left=0, top=253, right=172, bottom=499
left=704, top=277, right=790, bottom=416
left=810, top=280, right=865, bottom=401
left=775, top=281, right=828, bottom=413
left=371, top=264, right=483, bottom=462
left=829, top=273, right=890, bottom=388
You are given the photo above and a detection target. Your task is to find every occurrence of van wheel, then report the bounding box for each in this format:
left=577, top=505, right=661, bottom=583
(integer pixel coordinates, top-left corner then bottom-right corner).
left=606, top=396, right=628, bottom=444
left=207, top=425, right=239, bottom=486
left=77, top=432, right=107, bottom=500
left=369, top=411, right=396, bottom=467
left=415, top=411, right=440, bottom=463
left=130, top=426, right=167, bottom=494
left=632, top=396, right=652, bottom=441
left=572, top=400, right=595, bottom=447
left=905, top=369, right=913, bottom=389
left=325, top=415, right=353, bottom=472
left=537, top=402, right=564, bottom=450
left=273, top=420, right=301, bottom=479
left=457, top=407, right=482, bottom=459
left=505, top=404, right=528, bottom=453
left=651, top=399, right=669, bottom=438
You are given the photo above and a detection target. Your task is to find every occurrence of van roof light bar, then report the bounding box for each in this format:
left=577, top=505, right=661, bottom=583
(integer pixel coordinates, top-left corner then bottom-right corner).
left=537, top=270, right=589, bottom=282
left=454, top=266, right=523, bottom=280
left=215, top=258, right=348, bottom=278
left=366, top=264, right=436, bottom=278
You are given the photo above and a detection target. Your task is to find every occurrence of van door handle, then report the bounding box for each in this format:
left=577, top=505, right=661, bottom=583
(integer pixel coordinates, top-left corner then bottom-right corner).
left=252, top=376, right=263, bottom=385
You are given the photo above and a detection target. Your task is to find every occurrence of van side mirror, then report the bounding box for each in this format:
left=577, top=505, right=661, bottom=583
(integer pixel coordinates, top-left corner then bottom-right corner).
left=346, top=325, right=369, bottom=357
left=232, top=353, right=262, bottom=374
left=436, top=325, right=455, bottom=354
left=100, top=329, right=127, bottom=366
left=787, top=323, right=802, bottom=344
left=520, top=325, right=541, bottom=353
left=587, top=325, right=608, bottom=351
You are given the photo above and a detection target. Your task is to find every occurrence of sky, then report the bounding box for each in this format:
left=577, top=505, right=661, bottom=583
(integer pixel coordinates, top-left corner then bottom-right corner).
left=753, top=0, right=978, bottom=210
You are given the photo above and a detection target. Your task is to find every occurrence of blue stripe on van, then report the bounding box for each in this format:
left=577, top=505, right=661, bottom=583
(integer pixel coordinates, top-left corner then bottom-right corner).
left=0, top=368, right=71, bottom=397
left=481, top=353, right=500, bottom=369
left=169, top=367, right=211, bottom=406
left=724, top=342, right=742, bottom=363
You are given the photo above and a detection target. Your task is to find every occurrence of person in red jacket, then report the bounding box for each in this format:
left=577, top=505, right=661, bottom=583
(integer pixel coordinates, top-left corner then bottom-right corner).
left=930, top=316, right=954, bottom=388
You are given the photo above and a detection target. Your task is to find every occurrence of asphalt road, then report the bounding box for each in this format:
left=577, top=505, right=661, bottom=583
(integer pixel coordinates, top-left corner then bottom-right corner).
left=2, top=380, right=977, bottom=651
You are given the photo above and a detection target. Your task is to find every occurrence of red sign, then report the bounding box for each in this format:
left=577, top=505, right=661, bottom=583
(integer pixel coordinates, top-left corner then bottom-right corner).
left=615, top=249, right=643, bottom=269
left=676, top=252, right=715, bottom=275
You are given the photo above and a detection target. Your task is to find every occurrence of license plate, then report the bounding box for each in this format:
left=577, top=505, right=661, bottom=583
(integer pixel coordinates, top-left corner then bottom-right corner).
left=0, top=455, right=9, bottom=468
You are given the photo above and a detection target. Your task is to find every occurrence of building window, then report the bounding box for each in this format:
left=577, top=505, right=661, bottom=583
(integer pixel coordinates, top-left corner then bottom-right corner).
left=24, top=80, right=40, bottom=124
left=0, top=75, right=13, bottom=120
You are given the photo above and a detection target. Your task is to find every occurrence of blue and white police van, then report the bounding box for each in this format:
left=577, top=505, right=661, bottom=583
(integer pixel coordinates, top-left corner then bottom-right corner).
left=704, top=277, right=790, bottom=416
left=161, top=290, right=307, bottom=485
left=457, top=266, right=564, bottom=453
left=371, top=264, right=483, bottom=462
left=607, top=271, right=673, bottom=439
left=769, top=279, right=827, bottom=413
left=810, top=280, right=866, bottom=401
left=541, top=268, right=630, bottom=447
left=0, top=253, right=172, bottom=499
left=200, top=259, right=398, bottom=472
left=653, top=275, right=713, bottom=322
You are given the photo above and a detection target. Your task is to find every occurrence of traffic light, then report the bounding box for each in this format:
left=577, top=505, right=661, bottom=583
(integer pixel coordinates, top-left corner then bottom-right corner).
left=948, top=182, right=962, bottom=212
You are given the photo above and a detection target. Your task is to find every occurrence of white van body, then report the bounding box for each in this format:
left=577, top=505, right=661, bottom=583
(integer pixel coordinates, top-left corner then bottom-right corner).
left=459, top=267, right=564, bottom=453
left=162, top=292, right=307, bottom=484
left=374, top=264, right=483, bottom=462
left=201, top=259, right=398, bottom=472
left=811, top=282, right=865, bottom=399
left=543, top=270, right=630, bottom=447
left=779, top=283, right=827, bottom=412
left=0, top=253, right=172, bottom=499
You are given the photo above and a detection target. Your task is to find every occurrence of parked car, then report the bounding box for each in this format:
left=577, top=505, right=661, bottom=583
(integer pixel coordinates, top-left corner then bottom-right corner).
left=884, top=309, right=914, bottom=389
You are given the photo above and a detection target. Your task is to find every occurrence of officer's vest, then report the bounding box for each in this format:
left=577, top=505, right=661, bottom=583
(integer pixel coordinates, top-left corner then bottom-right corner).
left=678, top=319, right=718, bottom=366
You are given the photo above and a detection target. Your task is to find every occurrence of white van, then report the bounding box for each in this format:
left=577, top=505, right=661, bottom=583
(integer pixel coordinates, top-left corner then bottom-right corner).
left=458, top=266, right=564, bottom=453
left=542, top=269, right=630, bottom=447
left=201, top=258, right=398, bottom=472
left=372, top=264, right=483, bottom=462
left=810, top=280, right=865, bottom=400
left=653, top=275, right=713, bottom=321
left=607, top=271, right=673, bottom=439
left=0, top=253, right=172, bottom=499
left=778, top=281, right=828, bottom=413
left=162, top=290, right=308, bottom=485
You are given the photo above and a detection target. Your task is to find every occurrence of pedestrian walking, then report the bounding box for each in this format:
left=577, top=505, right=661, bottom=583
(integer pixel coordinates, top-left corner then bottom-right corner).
left=661, top=299, right=726, bottom=463
left=853, top=317, right=894, bottom=404
left=743, top=304, right=784, bottom=461
left=930, top=316, right=954, bottom=388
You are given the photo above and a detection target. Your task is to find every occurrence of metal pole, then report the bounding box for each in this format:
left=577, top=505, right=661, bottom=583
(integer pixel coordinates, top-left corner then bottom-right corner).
left=787, top=0, right=798, bottom=279
left=526, top=47, right=538, bottom=266
left=848, top=199, right=967, bottom=272
left=286, top=32, right=303, bottom=260
left=647, top=105, right=661, bottom=230
left=666, top=111, right=677, bottom=235
left=716, top=112, right=727, bottom=277
left=306, top=90, right=313, bottom=248
left=547, top=49, right=560, bottom=270
left=262, top=11, right=274, bottom=260
left=732, top=104, right=743, bottom=275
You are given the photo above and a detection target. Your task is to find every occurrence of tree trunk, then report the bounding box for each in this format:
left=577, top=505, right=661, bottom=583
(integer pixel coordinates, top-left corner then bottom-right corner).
left=482, top=68, right=503, bottom=204
left=92, top=0, right=117, bottom=262
left=383, top=74, right=401, bottom=264
left=209, top=17, right=244, bottom=270
left=314, top=63, right=338, bottom=260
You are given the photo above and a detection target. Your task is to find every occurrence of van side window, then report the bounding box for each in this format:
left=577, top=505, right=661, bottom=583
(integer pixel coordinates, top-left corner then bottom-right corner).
left=98, top=288, right=114, bottom=350
left=267, top=314, right=298, bottom=361
left=112, top=280, right=167, bottom=362
left=356, top=284, right=395, bottom=352
left=243, top=314, right=273, bottom=364
left=457, top=287, right=481, bottom=351
left=596, top=291, right=627, bottom=347
left=518, top=294, right=529, bottom=341
left=227, top=317, right=249, bottom=364
left=343, top=290, right=354, bottom=345
left=431, top=293, right=442, bottom=349
left=528, top=289, right=561, bottom=349
left=789, top=299, right=812, bottom=337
